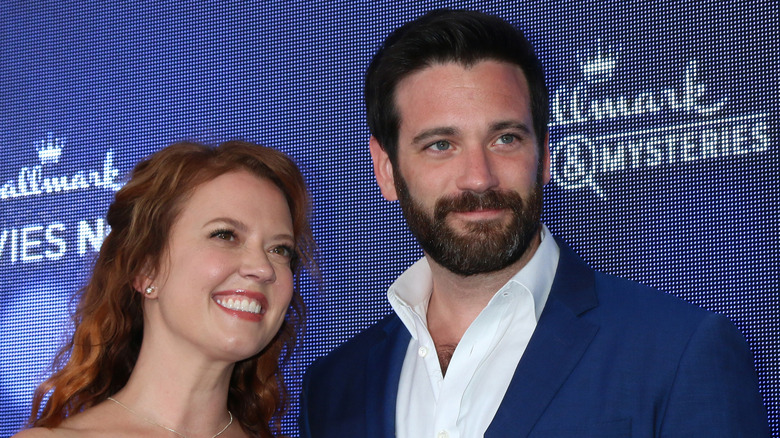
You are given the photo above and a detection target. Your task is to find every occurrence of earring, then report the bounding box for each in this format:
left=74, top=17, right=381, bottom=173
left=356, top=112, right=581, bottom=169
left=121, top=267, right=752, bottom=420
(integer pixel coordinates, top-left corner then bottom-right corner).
left=144, top=285, right=155, bottom=295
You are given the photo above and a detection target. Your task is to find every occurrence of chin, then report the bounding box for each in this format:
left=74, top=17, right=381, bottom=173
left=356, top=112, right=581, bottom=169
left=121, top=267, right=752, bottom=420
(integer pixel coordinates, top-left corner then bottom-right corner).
left=216, top=334, right=276, bottom=361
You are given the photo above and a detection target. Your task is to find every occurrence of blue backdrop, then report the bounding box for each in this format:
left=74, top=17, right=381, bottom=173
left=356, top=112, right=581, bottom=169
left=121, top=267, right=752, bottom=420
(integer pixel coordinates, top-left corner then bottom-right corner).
left=1, top=1, right=777, bottom=436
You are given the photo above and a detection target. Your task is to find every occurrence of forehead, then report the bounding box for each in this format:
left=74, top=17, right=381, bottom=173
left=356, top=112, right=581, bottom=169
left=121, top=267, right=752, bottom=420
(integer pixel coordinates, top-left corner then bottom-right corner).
left=176, top=171, right=291, bottom=224
left=394, top=60, right=532, bottom=130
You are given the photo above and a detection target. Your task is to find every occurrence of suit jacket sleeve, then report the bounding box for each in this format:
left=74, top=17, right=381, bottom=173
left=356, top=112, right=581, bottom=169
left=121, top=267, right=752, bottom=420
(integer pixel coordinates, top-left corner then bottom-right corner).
left=659, top=311, right=769, bottom=437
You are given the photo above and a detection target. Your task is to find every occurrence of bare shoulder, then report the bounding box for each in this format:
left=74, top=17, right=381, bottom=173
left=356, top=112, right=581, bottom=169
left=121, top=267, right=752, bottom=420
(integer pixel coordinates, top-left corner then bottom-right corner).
left=12, top=426, right=97, bottom=438
left=12, top=428, right=59, bottom=438
left=12, top=422, right=114, bottom=438
left=13, top=403, right=114, bottom=438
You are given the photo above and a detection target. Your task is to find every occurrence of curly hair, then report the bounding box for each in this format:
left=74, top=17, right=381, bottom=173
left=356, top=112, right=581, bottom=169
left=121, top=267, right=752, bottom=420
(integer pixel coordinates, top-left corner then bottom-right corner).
left=28, top=140, right=315, bottom=437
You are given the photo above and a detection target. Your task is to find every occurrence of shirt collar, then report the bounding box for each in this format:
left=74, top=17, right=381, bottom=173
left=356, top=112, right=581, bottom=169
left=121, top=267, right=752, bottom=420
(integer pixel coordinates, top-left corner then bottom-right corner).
left=388, top=224, right=560, bottom=332
left=506, top=224, right=559, bottom=321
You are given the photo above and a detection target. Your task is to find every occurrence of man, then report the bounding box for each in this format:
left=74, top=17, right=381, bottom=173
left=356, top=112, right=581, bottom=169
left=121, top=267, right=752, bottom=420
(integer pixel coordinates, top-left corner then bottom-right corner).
left=300, top=9, right=768, bottom=438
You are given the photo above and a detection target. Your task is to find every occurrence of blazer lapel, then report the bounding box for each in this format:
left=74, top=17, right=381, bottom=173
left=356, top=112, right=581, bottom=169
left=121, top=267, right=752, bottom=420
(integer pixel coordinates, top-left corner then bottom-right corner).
left=487, top=238, right=600, bottom=437
left=364, top=315, right=411, bottom=438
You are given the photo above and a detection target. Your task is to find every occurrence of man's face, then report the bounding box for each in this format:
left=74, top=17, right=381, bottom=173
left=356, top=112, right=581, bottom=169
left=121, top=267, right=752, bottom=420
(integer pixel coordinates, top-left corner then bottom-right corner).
left=370, top=60, right=550, bottom=276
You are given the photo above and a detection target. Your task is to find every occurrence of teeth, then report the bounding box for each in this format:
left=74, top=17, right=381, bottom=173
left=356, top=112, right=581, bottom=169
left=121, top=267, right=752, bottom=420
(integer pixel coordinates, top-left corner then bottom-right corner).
left=215, top=297, right=263, bottom=314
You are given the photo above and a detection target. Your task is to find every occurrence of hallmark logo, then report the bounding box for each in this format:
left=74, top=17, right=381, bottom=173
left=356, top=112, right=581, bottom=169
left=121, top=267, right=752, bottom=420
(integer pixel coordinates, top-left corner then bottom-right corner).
left=34, top=132, right=64, bottom=165
left=1, top=133, right=123, bottom=201
left=579, top=41, right=617, bottom=83
left=552, top=58, right=728, bottom=127
left=549, top=44, right=770, bottom=196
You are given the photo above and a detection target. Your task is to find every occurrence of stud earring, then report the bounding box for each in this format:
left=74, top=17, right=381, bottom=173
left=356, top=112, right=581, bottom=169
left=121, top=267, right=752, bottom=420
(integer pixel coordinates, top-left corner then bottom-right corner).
left=144, top=285, right=155, bottom=295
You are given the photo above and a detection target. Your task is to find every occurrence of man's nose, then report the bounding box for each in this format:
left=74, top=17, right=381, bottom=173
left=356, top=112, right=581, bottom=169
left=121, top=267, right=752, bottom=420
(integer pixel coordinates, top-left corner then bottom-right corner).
left=455, top=146, right=500, bottom=193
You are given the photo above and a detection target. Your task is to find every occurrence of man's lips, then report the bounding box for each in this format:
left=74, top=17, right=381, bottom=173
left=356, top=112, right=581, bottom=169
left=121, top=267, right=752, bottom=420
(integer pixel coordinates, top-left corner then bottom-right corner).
left=212, top=290, right=268, bottom=321
left=449, top=207, right=507, bottom=220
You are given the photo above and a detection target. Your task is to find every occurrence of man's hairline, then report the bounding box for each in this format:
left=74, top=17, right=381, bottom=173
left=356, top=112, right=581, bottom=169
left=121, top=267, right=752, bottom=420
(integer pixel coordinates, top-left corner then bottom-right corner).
left=379, top=57, right=546, bottom=163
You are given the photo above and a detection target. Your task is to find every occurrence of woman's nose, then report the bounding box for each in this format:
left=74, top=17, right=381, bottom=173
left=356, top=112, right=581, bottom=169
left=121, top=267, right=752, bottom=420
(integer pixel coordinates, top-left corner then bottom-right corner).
left=238, top=250, right=276, bottom=283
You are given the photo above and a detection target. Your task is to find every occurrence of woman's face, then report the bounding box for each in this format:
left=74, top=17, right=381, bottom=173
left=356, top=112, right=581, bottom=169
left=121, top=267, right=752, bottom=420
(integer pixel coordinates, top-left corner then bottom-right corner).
left=144, top=170, right=295, bottom=362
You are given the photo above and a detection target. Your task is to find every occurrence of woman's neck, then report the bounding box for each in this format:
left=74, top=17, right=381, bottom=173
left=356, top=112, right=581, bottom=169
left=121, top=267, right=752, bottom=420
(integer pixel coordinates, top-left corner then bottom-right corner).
left=110, top=333, right=236, bottom=436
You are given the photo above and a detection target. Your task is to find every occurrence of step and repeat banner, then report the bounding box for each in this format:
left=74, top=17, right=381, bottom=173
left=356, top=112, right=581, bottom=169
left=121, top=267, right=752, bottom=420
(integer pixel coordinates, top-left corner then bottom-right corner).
left=2, top=1, right=777, bottom=436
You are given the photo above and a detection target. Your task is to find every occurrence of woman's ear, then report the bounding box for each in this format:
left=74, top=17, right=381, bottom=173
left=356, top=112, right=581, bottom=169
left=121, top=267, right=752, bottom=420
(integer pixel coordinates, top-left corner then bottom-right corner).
left=133, top=275, right=157, bottom=298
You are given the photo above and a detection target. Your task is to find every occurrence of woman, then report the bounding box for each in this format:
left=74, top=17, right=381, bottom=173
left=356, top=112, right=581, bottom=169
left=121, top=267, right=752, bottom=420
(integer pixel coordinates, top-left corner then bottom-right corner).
left=16, top=140, right=315, bottom=437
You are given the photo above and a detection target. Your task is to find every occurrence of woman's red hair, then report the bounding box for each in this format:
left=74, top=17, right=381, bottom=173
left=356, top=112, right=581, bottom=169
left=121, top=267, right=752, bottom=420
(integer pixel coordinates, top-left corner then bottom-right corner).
left=28, top=141, right=315, bottom=437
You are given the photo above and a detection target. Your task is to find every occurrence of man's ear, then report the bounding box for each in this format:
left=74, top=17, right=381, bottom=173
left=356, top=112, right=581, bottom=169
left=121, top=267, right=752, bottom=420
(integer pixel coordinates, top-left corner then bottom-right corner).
left=541, top=132, right=551, bottom=186
left=369, top=136, right=399, bottom=201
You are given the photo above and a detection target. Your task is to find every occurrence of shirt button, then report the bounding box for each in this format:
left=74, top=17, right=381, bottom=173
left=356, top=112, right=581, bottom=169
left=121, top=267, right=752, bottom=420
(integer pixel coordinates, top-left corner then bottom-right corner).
left=418, top=346, right=428, bottom=357
left=437, top=431, right=449, bottom=438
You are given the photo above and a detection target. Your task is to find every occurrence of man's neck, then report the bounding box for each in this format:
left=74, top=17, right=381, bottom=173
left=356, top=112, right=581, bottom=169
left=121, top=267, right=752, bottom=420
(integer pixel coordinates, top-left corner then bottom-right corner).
left=425, top=231, right=542, bottom=373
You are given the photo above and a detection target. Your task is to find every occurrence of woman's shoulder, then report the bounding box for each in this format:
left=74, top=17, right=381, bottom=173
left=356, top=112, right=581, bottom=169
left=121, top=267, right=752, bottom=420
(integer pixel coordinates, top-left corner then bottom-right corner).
left=12, top=425, right=110, bottom=438
left=12, top=420, right=91, bottom=438
left=12, top=425, right=119, bottom=438
left=12, top=402, right=117, bottom=438
left=13, top=428, right=63, bottom=438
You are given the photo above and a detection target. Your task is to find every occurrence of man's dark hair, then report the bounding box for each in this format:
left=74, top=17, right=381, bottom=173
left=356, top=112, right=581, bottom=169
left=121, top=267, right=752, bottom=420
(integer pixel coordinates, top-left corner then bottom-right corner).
left=365, top=8, right=549, bottom=165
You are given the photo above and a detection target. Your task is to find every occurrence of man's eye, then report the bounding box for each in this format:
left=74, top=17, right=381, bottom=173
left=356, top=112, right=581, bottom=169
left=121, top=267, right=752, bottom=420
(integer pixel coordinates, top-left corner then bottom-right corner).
left=210, top=229, right=236, bottom=241
left=427, top=140, right=452, bottom=151
left=495, top=134, right=516, bottom=144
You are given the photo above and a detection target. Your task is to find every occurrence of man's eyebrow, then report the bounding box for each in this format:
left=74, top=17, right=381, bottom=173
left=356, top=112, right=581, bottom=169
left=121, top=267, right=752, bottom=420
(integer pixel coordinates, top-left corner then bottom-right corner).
left=411, top=126, right=459, bottom=145
left=411, top=122, right=532, bottom=145
left=490, top=121, right=532, bottom=134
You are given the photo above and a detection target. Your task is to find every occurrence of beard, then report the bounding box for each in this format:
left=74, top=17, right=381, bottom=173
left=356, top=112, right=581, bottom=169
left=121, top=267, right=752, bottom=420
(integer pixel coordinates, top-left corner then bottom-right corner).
left=394, top=171, right=543, bottom=277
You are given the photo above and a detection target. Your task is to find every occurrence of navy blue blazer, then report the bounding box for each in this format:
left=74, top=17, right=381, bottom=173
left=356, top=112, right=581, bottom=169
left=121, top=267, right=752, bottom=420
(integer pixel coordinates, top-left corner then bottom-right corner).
left=300, top=239, right=769, bottom=437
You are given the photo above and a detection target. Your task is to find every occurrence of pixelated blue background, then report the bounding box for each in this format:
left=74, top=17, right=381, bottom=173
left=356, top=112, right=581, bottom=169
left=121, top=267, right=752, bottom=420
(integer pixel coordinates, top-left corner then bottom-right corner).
left=1, top=1, right=777, bottom=436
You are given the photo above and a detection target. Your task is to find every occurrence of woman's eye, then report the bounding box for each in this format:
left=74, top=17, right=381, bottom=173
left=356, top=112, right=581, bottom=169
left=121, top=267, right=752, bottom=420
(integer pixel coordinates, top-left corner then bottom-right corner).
left=495, top=134, right=516, bottom=145
left=270, top=245, right=293, bottom=259
left=427, top=140, right=452, bottom=152
left=210, top=229, right=236, bottom=241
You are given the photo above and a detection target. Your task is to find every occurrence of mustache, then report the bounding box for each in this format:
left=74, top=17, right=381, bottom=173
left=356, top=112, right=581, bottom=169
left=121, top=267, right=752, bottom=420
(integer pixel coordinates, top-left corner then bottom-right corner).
left=434, top=190, right=523, bottom=220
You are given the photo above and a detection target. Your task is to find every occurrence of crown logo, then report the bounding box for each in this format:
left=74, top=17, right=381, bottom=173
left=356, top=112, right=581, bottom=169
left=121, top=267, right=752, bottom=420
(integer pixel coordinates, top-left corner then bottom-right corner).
left=35, top=132, right=64, bottom=165
left=579, top=41, right=618, bottom=82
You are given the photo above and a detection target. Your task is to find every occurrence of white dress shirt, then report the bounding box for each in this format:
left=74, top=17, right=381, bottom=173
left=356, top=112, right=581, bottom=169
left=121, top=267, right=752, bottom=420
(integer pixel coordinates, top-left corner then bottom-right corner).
left=388, top=225, right=560, bottom=438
